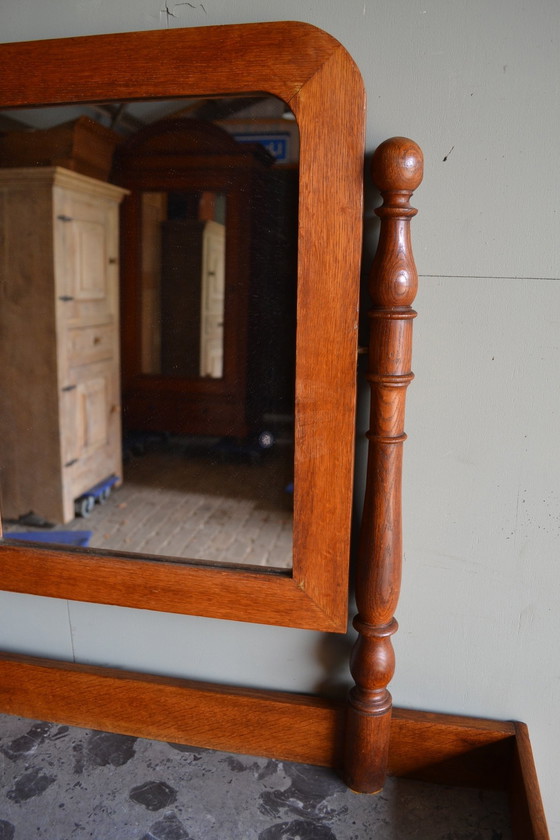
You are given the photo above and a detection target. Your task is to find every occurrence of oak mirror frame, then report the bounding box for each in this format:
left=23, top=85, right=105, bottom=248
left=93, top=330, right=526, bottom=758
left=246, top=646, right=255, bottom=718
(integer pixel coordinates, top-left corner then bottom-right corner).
left=0, top=22, right=365, bottom=632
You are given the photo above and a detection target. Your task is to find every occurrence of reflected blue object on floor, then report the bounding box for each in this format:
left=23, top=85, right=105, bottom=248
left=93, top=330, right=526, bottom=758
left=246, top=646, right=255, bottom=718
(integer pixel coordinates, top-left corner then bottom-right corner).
left=5, top=531, right=92, bottom=547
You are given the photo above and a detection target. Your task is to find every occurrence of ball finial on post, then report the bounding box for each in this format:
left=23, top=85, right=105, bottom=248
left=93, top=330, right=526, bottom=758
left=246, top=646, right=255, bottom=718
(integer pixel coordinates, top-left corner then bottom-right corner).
left=371, top=136, right=423, bottom=194
left=368, top=137, right=423, bottom=309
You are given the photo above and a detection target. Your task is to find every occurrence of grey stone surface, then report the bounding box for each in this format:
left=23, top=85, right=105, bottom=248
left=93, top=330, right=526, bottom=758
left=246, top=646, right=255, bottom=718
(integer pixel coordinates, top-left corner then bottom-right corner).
left=0, top=715, right=512, bottom=839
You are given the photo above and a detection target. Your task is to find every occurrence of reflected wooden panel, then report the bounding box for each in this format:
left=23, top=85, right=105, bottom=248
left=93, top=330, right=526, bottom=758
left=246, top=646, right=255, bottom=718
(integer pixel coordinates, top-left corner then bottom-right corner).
left=159, top=213, right=226, bottom=379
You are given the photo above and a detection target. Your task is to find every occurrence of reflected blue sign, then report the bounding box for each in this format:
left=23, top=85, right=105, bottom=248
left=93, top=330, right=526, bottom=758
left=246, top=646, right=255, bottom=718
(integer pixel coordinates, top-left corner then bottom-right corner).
left=232, top=132, right=290, bottom=163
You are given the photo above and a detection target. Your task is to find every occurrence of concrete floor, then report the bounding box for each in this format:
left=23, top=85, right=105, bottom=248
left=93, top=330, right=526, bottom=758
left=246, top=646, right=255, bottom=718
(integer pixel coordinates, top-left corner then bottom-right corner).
left=0, top=714, right=512, bottom=839
left=3, top=438, right=294, bottom=569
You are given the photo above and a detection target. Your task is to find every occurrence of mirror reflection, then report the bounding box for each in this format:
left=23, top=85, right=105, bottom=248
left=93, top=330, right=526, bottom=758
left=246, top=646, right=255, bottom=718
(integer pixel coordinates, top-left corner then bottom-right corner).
left=0, top=96, right=299, bottom=569
left=140, top=190, right=227, bottom=379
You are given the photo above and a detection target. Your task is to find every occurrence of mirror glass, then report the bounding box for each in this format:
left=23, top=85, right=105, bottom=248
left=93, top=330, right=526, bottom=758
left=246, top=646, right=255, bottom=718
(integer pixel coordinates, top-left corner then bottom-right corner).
left=0, top=96, right=299, bottom=571
left=140, top=190, right=227, bottom=379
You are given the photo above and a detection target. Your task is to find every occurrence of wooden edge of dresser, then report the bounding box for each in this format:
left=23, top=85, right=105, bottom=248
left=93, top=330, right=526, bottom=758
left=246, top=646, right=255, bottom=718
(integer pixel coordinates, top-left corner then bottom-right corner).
left=0, top=652, right=344, bottom=767
left=508, top=722, right=550, bottom=840
left=0, top=652, right=548, bottom=837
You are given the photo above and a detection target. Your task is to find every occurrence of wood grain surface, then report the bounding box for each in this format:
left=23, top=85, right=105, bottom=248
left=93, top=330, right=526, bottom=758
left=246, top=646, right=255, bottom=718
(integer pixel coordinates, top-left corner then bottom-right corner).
left=0, top=22, right=365, bottom=631
left=0, top=653, right=549, bottom=837
left=344, top=137, right=424, bottom=792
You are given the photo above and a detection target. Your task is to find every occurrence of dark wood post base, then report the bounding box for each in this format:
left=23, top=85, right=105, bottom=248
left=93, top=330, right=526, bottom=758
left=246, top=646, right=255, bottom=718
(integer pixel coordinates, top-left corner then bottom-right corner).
left=345, top=617, right=397, bottom=791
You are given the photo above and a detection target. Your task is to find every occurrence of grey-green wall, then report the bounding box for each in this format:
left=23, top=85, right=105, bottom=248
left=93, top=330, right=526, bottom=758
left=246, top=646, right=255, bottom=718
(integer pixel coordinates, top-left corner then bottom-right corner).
left=1, top=1, right=559, bottom=832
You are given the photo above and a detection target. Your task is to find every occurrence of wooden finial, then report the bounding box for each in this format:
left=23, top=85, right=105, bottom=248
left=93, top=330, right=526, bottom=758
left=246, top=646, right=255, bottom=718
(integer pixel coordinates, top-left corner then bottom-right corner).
left=371, top=136, right=423, bottom=194
left=344, top=137, right=423, bottom=793
left=369, top=137, right=423, bottom=309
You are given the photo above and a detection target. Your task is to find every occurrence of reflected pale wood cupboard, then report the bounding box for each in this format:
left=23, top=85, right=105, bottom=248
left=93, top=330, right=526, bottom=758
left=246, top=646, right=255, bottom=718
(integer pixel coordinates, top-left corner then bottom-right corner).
left=0, top=167, right=127, bottom=524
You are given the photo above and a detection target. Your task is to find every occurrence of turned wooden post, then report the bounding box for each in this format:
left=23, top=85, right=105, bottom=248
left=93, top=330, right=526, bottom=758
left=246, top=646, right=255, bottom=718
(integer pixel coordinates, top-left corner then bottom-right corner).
left=344, top=137, right=423, bottom=793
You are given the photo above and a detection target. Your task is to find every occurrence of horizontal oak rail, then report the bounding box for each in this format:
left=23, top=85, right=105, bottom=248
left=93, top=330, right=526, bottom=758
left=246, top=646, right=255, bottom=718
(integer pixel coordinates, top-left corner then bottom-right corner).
left=0, top=652, right=549, bottom=838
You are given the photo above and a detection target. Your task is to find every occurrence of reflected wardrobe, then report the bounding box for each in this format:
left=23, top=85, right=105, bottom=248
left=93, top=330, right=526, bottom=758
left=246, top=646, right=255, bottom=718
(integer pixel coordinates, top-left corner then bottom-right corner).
left=113, top=118, right=297, bottom=442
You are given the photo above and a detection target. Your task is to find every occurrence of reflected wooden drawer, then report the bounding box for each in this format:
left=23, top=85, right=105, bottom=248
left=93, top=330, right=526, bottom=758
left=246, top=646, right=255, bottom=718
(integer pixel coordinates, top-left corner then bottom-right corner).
left=67, top=323, right=114, bottom=366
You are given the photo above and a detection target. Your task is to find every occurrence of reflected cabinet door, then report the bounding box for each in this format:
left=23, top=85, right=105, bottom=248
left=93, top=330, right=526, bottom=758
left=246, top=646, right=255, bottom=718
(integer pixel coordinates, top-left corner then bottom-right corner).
left=61, top=359, right=122, bottom=513
left=55, top=184, right=121, bottom=327
left=199, top=220, right=226, bottom=379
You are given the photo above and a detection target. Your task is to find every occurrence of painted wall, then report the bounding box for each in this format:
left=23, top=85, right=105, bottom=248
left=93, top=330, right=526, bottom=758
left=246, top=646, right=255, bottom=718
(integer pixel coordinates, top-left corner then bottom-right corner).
left=1, top=0, right=559, bottom=831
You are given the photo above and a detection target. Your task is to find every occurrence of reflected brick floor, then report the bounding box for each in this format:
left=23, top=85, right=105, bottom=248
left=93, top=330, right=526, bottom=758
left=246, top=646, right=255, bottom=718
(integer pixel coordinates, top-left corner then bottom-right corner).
left=4, top=440, right=294, bottom=569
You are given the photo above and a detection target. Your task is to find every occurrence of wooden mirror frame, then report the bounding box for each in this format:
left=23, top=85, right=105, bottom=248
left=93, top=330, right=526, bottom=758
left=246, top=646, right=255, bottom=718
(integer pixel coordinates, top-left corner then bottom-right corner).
left=0, top=22, right=365, bottom=632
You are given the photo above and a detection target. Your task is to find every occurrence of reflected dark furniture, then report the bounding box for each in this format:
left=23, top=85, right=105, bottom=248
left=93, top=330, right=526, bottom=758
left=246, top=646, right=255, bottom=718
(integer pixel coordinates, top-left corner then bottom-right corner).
left=113, top=118, right=297, bottom=439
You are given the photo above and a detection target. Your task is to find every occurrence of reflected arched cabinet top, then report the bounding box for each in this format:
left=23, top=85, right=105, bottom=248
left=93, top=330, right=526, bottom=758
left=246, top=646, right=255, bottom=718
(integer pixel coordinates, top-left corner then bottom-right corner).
left=112, top=117, right=275, bottom=165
